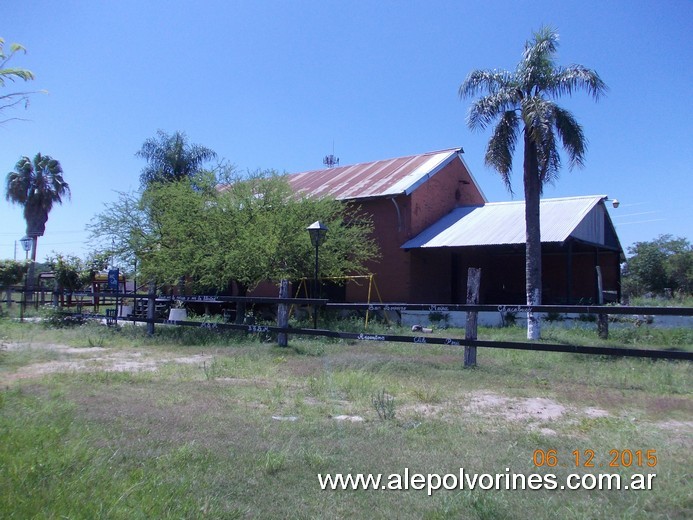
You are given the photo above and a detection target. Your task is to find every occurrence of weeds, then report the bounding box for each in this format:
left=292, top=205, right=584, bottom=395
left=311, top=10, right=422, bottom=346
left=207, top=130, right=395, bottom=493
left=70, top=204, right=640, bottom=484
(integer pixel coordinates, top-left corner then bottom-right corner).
left=372, top=389, right=396, bottom=420
left=262, top=383, right=285, bottom=408
left=87, top=336, right=106, bottom=348
left=262, top=449, right=288, bottom=475
left=202, top=358, right=217, bottom=380
left=300, top=447, right=332, bottom=470
left=291, top=341, right=326, bottom=356
left=412, top=385, right=443, bottom=404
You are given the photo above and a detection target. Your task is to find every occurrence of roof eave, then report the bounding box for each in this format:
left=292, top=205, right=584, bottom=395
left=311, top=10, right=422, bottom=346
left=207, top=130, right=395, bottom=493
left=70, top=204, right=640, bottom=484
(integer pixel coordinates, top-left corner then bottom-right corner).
left=457, top=153, right=488, bottom=203
left=401, top=148, right=463, bottom=196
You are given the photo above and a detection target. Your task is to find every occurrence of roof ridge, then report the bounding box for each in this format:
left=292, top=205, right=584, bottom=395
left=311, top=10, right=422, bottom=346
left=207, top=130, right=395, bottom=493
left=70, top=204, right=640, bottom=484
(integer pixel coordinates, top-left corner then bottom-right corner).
left=474, top=194, right=606, bottom=207
left=291, top=147, right=462, bottom=175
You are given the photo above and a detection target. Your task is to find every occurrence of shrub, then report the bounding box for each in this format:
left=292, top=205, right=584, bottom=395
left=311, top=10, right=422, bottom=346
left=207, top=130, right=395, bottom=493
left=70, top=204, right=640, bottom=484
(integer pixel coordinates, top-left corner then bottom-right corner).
left=0, top=260, right=26, bottom=287
left=40, top=307, right=87, bottom=328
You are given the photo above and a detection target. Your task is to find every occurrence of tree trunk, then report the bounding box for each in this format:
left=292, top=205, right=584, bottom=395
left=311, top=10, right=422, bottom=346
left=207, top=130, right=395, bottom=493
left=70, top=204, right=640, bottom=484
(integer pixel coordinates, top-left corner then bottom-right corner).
left=524, top=135, right=542, bottom=340
left=26, top=236, right=38, bottom=309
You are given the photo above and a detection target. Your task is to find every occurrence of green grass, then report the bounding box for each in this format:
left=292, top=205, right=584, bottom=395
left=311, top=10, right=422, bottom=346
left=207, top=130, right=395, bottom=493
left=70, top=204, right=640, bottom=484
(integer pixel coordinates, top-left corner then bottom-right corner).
left=627, top=295, right=693, bottom=308
left=0, top=317, right=691, bottom=519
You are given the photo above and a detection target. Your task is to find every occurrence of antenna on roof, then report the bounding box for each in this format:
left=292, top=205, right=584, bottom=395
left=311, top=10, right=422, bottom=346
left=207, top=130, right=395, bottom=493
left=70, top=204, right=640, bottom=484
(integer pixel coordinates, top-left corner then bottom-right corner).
left=323, top=141, right=339, bottom=168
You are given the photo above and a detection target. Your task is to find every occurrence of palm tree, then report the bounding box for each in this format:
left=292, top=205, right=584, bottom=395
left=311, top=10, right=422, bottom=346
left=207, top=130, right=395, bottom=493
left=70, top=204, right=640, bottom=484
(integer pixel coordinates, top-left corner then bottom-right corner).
left=5, top=153, right=70, bottom=292
left=136, top=130, right=217, bottom=187
left=1, top=37, right=36, bottom=125
left=459, top=27, right=607, bottom=339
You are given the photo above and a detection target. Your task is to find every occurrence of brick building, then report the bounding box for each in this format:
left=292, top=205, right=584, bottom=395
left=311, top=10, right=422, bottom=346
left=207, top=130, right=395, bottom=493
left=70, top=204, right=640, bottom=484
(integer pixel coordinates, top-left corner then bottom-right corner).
left=287, top=147, right=624, bottom=304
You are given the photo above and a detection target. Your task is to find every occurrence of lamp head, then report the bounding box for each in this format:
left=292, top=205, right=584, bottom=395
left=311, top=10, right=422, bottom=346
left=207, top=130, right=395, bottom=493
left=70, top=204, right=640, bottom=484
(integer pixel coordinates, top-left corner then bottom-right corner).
left=19, top=236, right=32, bottom=252
left=306, top=221, right=328, bottom=247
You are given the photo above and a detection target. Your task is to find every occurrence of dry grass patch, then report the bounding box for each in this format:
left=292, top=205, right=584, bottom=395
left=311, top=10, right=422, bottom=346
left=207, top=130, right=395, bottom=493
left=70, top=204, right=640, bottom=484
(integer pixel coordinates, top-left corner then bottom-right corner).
left=1, top=321, right=691, bottom=519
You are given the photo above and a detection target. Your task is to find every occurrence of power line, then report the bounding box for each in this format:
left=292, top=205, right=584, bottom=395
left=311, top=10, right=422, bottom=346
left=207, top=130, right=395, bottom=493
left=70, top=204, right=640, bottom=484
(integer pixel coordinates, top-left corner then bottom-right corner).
left=0, top=230, right=86, bottom=236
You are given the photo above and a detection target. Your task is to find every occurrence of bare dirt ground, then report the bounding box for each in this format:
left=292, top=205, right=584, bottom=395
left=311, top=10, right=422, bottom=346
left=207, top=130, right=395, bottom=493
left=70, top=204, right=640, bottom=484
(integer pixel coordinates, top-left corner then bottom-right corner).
left=0, top=341, right=213, bottom=384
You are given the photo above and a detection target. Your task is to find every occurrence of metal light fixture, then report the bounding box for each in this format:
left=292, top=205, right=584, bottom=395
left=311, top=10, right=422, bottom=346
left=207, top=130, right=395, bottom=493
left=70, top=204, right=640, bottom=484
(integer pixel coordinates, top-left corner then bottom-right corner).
left=604, top=196, right=620, bottom=209
left=19, top=236, right=32, bottom=258
left=306, top=221, right=328, bottom=328
left=307, top=220, right=328, bottom=248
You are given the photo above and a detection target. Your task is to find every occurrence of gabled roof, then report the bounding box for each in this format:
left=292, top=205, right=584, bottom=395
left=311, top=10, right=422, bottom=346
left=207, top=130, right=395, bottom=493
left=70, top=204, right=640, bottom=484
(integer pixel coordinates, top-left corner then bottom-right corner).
left=288, top=148, right=484, bottom=201
left=402, top=195, right=621, bottom=251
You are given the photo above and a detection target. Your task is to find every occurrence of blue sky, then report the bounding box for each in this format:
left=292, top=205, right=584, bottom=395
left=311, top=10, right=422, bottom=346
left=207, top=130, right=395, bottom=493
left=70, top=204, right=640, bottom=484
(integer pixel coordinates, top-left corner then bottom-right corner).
left=1, top=0, right=691, bottom=262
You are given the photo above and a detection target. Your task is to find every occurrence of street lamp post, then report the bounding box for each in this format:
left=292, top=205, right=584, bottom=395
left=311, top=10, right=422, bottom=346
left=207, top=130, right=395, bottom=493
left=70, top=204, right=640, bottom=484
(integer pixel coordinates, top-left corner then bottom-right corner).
left=19, top=236, right=32, bottom=322
left=306, top=221, right=328, bottom=329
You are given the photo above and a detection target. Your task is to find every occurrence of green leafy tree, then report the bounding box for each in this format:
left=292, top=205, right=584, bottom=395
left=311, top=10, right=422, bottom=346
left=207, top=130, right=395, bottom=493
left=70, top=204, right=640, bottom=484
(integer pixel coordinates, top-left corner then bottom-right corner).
left=0, top=259, right=25, bottom=315
left=0, top=37, right=38, bottom=125
left=136, top=130, right=217, bottom=187
left=666, top=248, right=693, bottom=295
left=142, top=171, right=379, bottom=293
left=211, top=170, right=379, bottom=292
left=89, top=171, right=380, bottom=308
left=623, top=235, right=692, bottom=297
left=136, top=175, right=215, bottom=288
left=47, top=254, right=86, bottom=293
left=5, top=153, right=70, bottom=291
left=0, top=259, right=26, bottom=287
left=87, top=190, right=154, bottom=277
left=459, top=26, right=607, bottom=339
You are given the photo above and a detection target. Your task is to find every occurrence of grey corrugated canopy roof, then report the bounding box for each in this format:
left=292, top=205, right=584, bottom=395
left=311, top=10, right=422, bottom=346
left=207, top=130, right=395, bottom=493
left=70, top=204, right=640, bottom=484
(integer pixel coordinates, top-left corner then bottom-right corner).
left=402, top=195, right=622, bottom=252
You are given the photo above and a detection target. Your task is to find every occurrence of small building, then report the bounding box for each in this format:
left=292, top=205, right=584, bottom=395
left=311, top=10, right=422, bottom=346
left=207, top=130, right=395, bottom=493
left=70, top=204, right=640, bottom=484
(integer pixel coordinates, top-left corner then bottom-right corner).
left=288, top=147, right=624, bottom=304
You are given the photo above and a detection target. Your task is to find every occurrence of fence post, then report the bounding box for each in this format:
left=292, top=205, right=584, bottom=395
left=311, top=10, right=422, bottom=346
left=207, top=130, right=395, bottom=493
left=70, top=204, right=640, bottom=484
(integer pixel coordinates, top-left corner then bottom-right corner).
left=147, top=282, right=156, bottom=336
left=464, top=267, right=481, bottom=367
left=596, top=266, right=609, bottom=339
left=5, top=288, right=11, bottom=308
left=277, top=279, right=289, bottom=347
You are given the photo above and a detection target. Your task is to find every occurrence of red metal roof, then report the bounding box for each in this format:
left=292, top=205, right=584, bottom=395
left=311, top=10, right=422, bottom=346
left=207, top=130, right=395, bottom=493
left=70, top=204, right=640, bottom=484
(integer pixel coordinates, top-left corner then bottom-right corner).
left=288, top=148, right=464, bottom=201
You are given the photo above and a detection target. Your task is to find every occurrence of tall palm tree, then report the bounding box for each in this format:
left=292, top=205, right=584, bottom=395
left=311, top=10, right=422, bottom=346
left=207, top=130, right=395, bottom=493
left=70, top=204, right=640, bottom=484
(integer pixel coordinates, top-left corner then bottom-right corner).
left=136, top=130, right=217, bottom=187
left=6, top=153, right=70, bottom=290
left=460, top=27, right=607, bottom=339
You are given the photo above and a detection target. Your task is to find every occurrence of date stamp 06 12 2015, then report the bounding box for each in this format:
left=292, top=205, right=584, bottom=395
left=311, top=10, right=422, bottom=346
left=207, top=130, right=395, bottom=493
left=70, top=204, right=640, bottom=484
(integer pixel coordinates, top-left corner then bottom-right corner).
left=532, top=449, right=658, bottom=469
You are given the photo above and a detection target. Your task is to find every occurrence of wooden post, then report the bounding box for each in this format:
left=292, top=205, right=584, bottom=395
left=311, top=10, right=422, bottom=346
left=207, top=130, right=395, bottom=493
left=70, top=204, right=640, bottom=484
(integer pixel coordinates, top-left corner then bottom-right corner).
left=596, top=266, right=609, bottom=339
left=277, top=279, right=289, bottom=347
left=147, top=282, right=156, bottom=336
left=464, top=267, right=481, bottom=367
left=5, top=288, right=11, bottom=308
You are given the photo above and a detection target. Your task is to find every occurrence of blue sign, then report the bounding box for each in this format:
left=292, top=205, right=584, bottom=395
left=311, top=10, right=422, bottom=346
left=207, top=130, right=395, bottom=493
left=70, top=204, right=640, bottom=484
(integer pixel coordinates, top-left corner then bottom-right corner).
left=108, top=269, right=120, bottom=290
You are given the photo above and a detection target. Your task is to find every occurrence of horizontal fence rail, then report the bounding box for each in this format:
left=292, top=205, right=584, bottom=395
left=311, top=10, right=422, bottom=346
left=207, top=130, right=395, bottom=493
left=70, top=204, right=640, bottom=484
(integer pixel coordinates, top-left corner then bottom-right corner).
left=58, top=293, right=329, bottom=306
left=65, top=312, right=693, bottom=362
left=327, top=302, right=693, bottom=316
left=5, top=288, right=691, bottom=316
left=4, top=288, right=691, bottom=361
